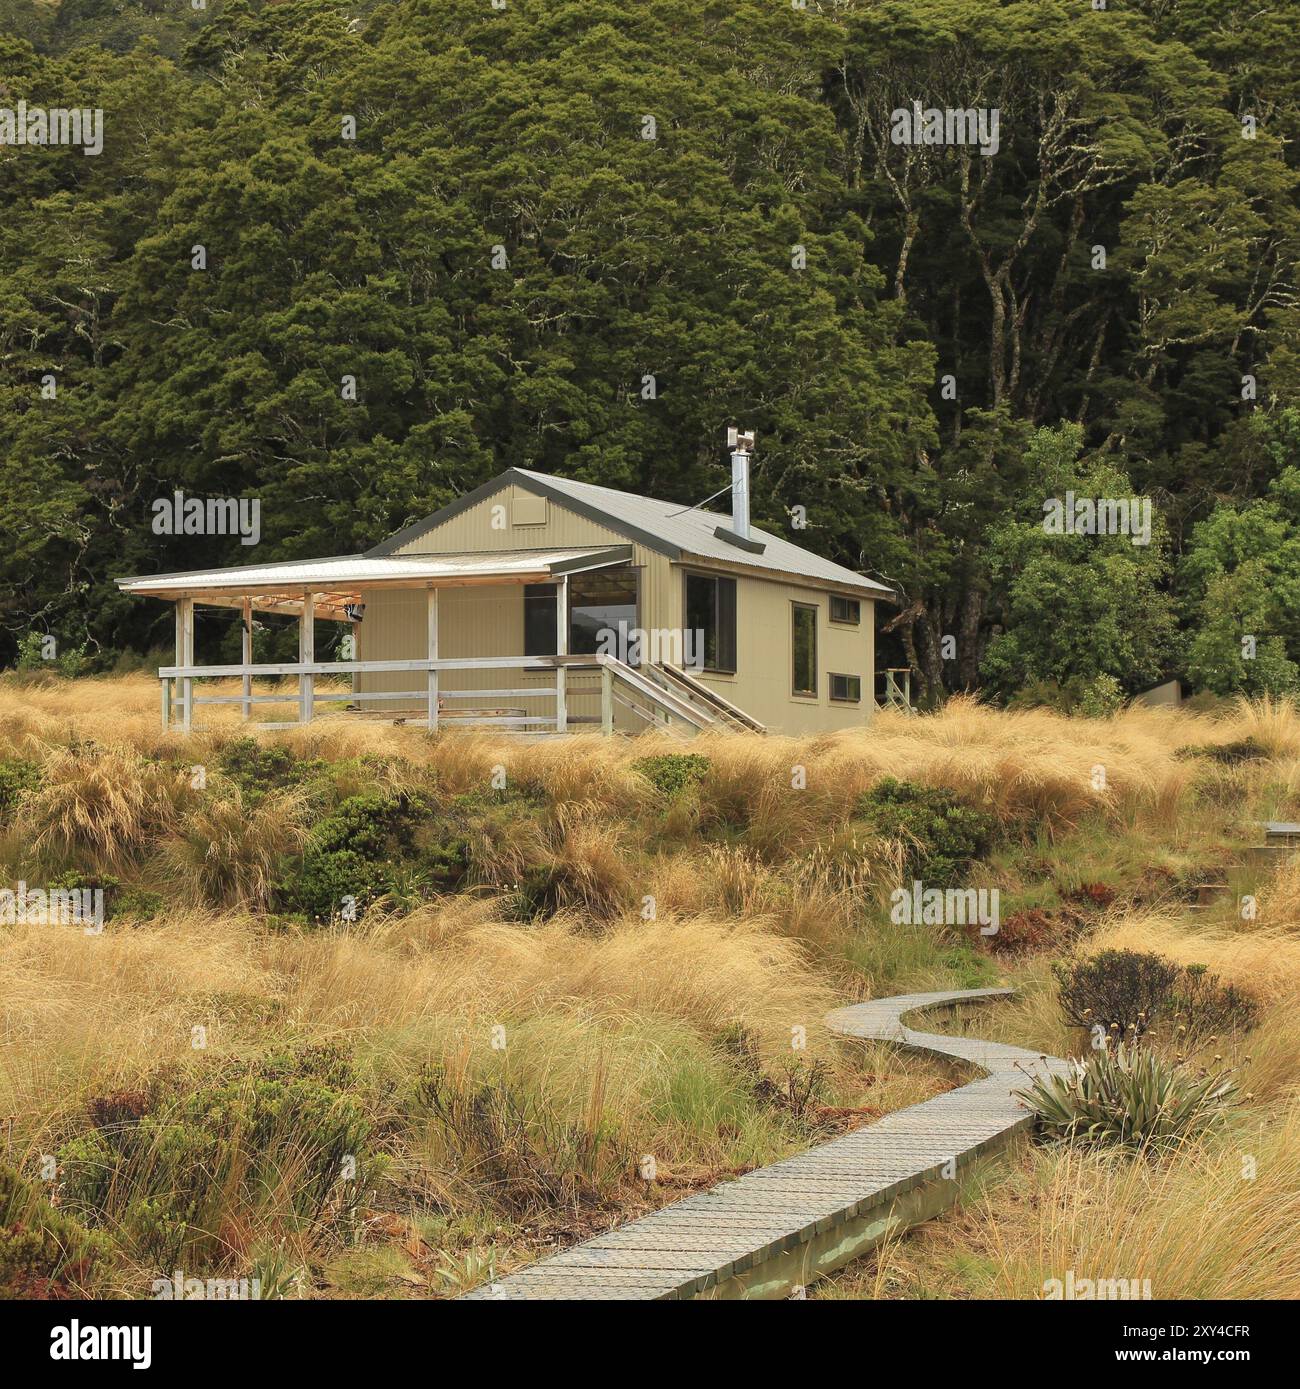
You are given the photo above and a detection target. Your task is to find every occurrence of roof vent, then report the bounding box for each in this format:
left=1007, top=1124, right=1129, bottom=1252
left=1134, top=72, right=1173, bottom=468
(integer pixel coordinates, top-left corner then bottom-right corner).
left=714, top=426, right=766, bottom=554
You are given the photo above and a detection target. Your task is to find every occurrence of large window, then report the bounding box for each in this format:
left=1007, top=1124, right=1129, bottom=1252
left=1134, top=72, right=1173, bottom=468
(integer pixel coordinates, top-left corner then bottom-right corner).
left=525, top=572, right=640, bottom=659
left=792, top=602, right=818, bottom=697
left=569, top=568, right=638, bottom=656
left=685, top=573, right=737, bottom=674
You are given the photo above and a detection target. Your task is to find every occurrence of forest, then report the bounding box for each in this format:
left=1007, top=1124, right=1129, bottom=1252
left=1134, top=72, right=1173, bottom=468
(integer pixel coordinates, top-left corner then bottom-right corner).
left=2, top=0, right=1298, bottom=704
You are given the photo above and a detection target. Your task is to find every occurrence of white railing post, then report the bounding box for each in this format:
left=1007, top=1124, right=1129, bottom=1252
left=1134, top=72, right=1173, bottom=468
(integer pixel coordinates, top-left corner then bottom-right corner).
left=426, top=586, right=439, bottom=731
left=299, top=592, right=315, bottom=723
left=176, top=595, right=194, bottom=733
left=601, top=662, right=613, bottom=735
left=240, top=596, right=253, bottom=720
left=160, top=677, right=171, bottom=731
left=555, top=576, right=568, bottom=733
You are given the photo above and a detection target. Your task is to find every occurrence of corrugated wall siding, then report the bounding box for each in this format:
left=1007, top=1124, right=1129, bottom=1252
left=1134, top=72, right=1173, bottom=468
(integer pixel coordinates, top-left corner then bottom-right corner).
left=355, top=482, right=875, bottom=733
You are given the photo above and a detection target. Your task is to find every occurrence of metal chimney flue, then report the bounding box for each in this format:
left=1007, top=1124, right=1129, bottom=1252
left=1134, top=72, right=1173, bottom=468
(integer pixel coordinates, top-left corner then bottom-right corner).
left=726, top=426, right=755, bottom=540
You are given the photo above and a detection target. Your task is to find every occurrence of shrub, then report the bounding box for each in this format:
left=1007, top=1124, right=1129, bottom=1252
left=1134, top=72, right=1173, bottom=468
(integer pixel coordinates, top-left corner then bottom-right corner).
left=1, top=1161, right=109, bottom=1298
left=1053, top=950, right=1260, bottom=1040
left=1167, top=964, right=1260, bottom=1039
left=59, top=1052, right=380, bottom=1268
left=632, top=753, right=710, bottom=799
left=218, top=738, right=323, bottom=800
left=0, top=757, right=39, bottom=822
left=857, top=777, right=997, bottom=888
left=1053, top=949, right=1181, bottom=1036
left=1018, top=1044, right=1238, bottom=1151
left=274, top=791, right=466, bottom=922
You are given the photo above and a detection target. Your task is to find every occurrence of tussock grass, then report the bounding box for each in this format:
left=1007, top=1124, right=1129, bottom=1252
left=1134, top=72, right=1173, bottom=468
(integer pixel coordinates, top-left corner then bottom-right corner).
left=4, top=673, right=1300, bottom=1297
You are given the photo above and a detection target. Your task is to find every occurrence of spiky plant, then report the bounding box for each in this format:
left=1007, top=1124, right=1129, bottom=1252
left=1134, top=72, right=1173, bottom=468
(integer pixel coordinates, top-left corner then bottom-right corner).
left=1017, top=1043, right=1238, bottom=1152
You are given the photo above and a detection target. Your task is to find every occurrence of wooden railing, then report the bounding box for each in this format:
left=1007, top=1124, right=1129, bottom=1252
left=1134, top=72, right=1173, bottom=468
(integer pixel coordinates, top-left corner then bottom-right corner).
left=157, top=654, right=724, bottom=737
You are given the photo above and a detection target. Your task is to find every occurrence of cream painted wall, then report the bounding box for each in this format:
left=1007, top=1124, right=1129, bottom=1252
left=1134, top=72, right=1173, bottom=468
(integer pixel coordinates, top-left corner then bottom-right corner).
left=355, top=483, right=878, bottom=733
left=670, top=564, right=875, bottom=734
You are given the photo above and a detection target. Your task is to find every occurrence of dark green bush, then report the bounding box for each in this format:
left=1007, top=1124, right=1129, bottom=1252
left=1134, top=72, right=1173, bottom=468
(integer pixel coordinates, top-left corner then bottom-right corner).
left=1, top=1161, right=109, bottom=1297
left=274, top=791, right=467, bottom=922
left=1167, top=963, right=1260, bottom=1038
left=632, top=753, right=710, bottom=798
left=59, top=1050, right=379, bottom=1267
left=0, top=757, right=39, bottom=822
left=218, top=737, right=324, bottom=799
left=857, top=777, right=997, bottom=887
left=1053, top=950, right=1260, bottom=1040
left=42, top=872, right=164, bottom=923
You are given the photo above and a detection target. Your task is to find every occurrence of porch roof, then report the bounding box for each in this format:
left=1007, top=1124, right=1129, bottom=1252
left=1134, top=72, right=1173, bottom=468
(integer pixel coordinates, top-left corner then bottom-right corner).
left=115, top=545, right=633, bottom=619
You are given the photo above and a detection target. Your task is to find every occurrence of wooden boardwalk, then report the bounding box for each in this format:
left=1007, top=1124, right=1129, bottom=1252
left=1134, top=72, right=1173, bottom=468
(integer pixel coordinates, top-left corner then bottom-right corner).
left=462, top=987, right=1068, bottom=1300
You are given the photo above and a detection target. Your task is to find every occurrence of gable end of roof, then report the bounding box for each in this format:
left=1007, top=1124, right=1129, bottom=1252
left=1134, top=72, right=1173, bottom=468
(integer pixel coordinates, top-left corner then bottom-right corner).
left=365, top=469, right=683, bottom=560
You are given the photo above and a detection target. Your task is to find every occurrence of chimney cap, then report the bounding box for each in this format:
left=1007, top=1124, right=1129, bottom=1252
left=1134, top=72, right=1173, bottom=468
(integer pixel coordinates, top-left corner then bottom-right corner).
left=726, top=426, right=755, bottom=453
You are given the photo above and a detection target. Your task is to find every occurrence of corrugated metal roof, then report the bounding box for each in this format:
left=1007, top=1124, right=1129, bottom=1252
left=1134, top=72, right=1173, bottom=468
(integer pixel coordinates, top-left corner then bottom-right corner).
left=508, top=470, right=892, bottom=596
left=116, top=546, right=629, bottom=594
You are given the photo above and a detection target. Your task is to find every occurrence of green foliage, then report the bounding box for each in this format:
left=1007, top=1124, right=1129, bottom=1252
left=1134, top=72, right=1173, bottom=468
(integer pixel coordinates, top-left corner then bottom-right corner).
left=1018, top=1044, right=1238, bottom=1152
left=1180, top=463, right=1300, bottom=696
left=632, top=753, right=710, bottom=798
left=274, top=791, right=467, bottom=922
left=59, top=1049, right=380, bottom=1267
left=980, top=425, right=1179, bottom=696
left=14, top=633, right=88, bottom=678
left=0, top=757, right=39, bottom=821
left=857, top=777, right=996, bottom=888
left=218, top=738, right=323, bottom=800
left=0, top=1160, right=110, bottom=1298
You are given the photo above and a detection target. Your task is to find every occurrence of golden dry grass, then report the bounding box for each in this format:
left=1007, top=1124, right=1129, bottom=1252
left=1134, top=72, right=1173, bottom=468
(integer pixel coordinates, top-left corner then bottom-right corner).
left=5, top=673, right=1300, bottom=1298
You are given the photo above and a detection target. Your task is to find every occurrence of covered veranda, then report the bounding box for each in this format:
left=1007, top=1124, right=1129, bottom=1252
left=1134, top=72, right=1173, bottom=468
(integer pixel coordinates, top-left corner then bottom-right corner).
left=115, top=546, right=716, bottom=735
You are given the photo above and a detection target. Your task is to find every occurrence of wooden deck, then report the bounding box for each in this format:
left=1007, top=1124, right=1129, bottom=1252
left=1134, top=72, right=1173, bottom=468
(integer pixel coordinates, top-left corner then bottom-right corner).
left=461, top=988, right=1069, bottom=1300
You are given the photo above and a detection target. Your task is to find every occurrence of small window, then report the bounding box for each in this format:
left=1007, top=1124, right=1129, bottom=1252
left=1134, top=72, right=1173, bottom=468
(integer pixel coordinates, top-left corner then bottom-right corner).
left=792, top=602, right=817, bottom=697
left=524, top=584, right=557, bottom=656
left=830, top=595, right=861, bottom=625
left=830, top=673, right=861, bottom=703
left=685, top=573, right=737, bottom=674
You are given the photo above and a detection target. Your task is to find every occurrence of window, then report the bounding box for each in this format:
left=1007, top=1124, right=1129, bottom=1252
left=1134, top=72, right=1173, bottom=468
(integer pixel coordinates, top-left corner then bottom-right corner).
left=526, top=569, right=640, bottom=658
left=830, top=673, right=861, bottom=703
left=830, top=595, right=861, bottom=625
left=524, top=584, right=557, bottom=657
left=568, top=568, right=639, bottom=656
left=792, top=603, right=817, bottom=697
left=685, top=573, right=737, bottom=674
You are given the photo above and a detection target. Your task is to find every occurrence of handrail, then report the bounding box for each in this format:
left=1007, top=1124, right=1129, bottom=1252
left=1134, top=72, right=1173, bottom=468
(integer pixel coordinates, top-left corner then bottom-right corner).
left=595, top=655, right=716, bottom=731
left=654, top=663, right=765, bottom=732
